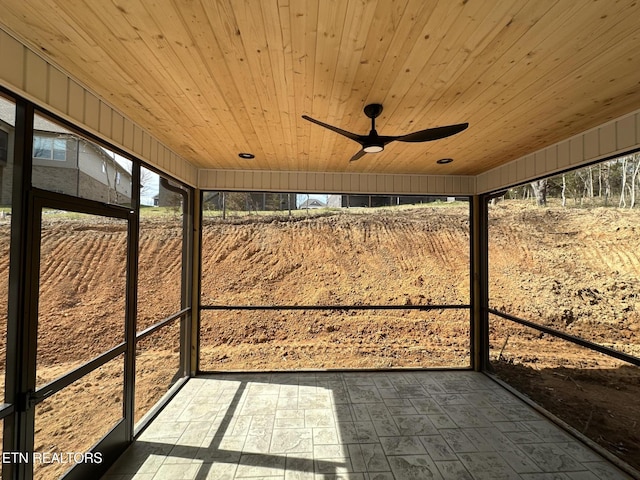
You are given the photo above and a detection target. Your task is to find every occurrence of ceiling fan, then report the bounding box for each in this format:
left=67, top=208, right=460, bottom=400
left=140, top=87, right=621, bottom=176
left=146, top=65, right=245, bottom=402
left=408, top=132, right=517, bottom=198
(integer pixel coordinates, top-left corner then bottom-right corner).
left=302, top=103, right=468, bottom=162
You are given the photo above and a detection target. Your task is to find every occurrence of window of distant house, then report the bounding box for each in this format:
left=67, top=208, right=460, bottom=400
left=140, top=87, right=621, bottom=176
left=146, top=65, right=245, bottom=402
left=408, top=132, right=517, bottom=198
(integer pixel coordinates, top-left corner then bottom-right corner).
left=33, top=135, right=67, bottom=161
left=0, top=130, right=8, bottom=165
left=115, top=171, right=121, bottom=185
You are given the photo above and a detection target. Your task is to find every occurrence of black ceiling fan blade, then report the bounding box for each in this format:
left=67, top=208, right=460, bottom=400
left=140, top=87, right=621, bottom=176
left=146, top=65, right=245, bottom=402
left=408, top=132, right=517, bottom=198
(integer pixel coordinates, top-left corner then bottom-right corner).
left=302, top=115, right=363, bottom=143
left=349, top=149, right=367, bottom=162
left=395, top=122, right=469, bottom=143
left=303, top=105, right=468, bottom=162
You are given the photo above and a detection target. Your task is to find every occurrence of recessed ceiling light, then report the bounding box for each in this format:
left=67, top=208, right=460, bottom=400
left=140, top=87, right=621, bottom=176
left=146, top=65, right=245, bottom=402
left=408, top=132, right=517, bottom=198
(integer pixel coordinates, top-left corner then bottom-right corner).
left=238, top=152, right=255, bottom=159
left=437, top=157, right=453, bottom=164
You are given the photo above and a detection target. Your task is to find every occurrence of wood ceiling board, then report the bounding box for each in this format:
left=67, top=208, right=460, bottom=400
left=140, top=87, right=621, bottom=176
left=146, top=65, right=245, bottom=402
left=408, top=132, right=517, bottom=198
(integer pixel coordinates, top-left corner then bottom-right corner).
left=465, top=41, right=640, bottom=172
left=424, top=2, right=558, bottom=129
left=305, top=0, right=348, bottom=171
left=399, top=2, right=534, bottom=129
left=233, top=1, right=295, bottom=170
left=361, top=1, right=461, bottom=128
left=2, top=0, right=640, bottom=176
left=382, top=1, right=499, bottom=130
left=308, top=1, right=462, bottom=172
left=356, top=1, right=438, bottom=121
left=117, top=3, right=238, bottom=160
left=317, top=0, right=379, bottom=172
left=262, top=1, right=297, bottom=169
left=21, top=0, right=219, bottom=163
left=194, top=1, right=273, bottom=167
left=65, top=2, right=193, bottom=122
left=119, top=1, right=276, bottom=167
left=287, top=0, right=319, bottom=171
left=432, top=1, right=640, bottom=173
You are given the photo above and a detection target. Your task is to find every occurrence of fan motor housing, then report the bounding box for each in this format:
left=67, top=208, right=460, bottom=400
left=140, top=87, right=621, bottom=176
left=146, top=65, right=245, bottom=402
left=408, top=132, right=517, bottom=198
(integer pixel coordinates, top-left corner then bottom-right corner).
left=363, top=103, right=383, bottom=119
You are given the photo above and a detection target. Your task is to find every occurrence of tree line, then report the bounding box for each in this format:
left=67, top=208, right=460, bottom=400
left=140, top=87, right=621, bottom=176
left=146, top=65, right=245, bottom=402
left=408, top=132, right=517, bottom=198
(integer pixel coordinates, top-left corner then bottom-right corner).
left=509, top=153, right=640, bottom=208
left=203, top=192, right=296, bottom=217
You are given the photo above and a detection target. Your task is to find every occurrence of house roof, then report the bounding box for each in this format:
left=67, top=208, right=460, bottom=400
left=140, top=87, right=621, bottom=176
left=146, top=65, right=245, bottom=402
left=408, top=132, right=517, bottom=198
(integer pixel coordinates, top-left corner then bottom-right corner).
left=299, top=198, right=326, bottom=208
left=1, top=1, right=640, bottom=177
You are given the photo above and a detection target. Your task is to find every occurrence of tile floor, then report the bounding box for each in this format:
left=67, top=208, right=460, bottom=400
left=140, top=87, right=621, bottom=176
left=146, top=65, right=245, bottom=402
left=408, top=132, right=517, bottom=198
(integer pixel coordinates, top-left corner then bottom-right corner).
left=101, top=371, right=634, bottom=480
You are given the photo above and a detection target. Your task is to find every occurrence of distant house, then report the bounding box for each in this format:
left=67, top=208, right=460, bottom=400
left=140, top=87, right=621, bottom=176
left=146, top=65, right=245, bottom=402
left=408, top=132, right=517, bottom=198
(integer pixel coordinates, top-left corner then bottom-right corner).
left=299, top=198, right=326, bottom=209
left=0, top=105, right=132, bottom=205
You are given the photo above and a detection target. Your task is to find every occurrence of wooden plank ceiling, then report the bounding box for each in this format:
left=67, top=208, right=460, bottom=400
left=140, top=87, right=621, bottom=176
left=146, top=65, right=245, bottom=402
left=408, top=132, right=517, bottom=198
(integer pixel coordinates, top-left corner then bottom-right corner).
left=1, top=0, right=640, bottom=175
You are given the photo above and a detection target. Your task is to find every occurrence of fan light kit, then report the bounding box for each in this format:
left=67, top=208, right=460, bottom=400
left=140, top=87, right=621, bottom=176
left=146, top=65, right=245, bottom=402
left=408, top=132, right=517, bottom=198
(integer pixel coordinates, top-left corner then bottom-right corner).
left=302, top=103, right=468, bottom=162
left=238, top=152, right=255, bottom=159
left=364, top=144, right=384, bottom=153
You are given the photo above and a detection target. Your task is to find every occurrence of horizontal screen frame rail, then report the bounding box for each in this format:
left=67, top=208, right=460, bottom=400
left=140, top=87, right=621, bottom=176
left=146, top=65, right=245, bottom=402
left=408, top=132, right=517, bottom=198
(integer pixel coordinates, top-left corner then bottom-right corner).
left=33, top=343, right=127, bottom=405
left=488, top=308, right=640, bottom=367
left=201, top=304, right=470, bottom=311
left=136, top=308, right=190, bottom=341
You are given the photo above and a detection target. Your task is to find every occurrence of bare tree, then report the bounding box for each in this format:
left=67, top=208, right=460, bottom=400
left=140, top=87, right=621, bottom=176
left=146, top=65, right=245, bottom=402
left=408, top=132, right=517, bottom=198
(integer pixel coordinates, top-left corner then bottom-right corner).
left=602, top=161, right=611, bottom=206
left=530, top=179, right=548, bottom=206
left=630, top=154, right=640, bottom=208
left=139, top=168, right=157, bottom=199
left=619, top=156, right=628, bottom=208
left=519, top=154, right=636, bottom=209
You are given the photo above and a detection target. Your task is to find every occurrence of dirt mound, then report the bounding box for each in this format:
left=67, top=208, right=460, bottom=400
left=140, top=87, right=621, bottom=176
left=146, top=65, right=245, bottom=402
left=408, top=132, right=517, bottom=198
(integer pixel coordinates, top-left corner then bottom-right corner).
left=488, top=203, right=640, bottom=356
left=201, top=206, right=471, bottom=308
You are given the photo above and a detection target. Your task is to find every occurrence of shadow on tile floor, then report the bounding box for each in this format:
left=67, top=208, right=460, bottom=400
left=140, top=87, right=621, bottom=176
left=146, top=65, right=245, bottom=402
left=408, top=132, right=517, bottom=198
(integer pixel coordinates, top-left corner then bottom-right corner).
left=100, top=371, right=635, bottom=480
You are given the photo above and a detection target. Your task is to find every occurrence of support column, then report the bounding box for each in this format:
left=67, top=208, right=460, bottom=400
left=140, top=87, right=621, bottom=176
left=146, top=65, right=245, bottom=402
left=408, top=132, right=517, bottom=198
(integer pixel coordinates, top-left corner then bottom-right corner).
left=190, top=189, right=202, bottom=375
left=124, top=163, right=141, bottom=441
left=471, top=195, right=490, bottom=371
left=5, top=97, right=34, bottom=480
